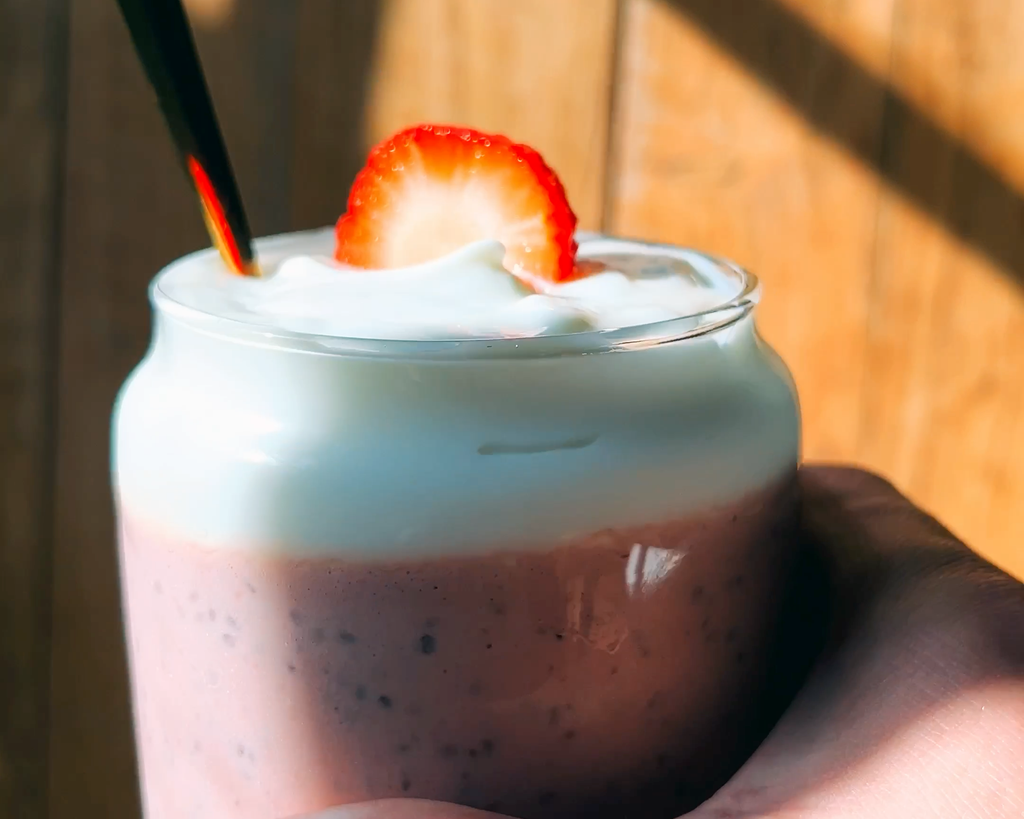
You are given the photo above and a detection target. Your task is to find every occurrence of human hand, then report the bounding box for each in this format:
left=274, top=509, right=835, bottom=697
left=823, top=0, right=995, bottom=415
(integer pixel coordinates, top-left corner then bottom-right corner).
left=298, top=466, right=1024, bottom=819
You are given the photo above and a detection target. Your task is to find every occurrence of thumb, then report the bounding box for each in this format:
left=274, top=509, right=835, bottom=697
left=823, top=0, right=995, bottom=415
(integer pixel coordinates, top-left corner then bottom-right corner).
left=292, top=798, right=502, bottom=819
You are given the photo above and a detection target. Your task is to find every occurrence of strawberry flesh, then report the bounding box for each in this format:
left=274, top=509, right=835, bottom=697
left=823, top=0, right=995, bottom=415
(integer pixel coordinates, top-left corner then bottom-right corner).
left=335, top=125, right=578, bottom=282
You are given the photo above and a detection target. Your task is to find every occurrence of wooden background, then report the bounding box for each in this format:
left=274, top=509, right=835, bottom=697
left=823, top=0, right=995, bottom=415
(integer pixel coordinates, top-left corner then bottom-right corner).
left=3, top=0, right=1023, bottom=815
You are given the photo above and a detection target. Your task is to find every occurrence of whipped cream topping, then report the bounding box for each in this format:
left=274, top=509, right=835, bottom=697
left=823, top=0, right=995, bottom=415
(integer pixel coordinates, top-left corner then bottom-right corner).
left=157, top=230, right=743, bottom=340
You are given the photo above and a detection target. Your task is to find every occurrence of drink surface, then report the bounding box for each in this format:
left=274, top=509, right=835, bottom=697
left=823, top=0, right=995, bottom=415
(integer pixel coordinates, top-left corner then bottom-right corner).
left=112, top=229, right=801, bottom=819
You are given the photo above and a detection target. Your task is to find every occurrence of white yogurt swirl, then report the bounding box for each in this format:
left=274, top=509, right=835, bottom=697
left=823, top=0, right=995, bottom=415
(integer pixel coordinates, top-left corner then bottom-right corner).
left=157, top=230, right=742, bottom=340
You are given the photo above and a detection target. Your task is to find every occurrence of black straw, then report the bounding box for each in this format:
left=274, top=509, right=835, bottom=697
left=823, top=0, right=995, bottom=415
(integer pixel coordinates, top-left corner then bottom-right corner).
left=116, top=0, right=258, bottom=274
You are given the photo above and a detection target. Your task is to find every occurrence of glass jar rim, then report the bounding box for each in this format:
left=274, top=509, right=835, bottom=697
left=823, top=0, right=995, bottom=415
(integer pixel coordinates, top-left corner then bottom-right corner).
left=151, top=230, right=762, bottom=361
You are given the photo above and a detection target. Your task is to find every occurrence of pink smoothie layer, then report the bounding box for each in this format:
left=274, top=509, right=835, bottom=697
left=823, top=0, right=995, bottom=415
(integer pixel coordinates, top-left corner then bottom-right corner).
left=119, top=478, right=796, bottom=819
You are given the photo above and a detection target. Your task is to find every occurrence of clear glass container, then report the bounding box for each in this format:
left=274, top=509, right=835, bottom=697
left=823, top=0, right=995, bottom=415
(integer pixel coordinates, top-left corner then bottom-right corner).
left=112, top=232, right=801, bottom=819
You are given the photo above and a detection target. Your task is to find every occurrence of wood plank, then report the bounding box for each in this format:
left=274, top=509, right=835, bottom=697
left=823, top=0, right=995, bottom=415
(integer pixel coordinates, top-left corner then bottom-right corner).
left=0, top=1, right=66, bottom=815
left=860, top=0, right=1024, bottom=578
left=609, top=0, right=895, bottom=462
left=50, top=3, right=299, bottom=816
left=290, top=0, right=383, bottom=231
left=183, top=0, right=236, bottom=28
left=354, top=0, right=620, bottom=231
left=611, top=0, right=1024, bottom=577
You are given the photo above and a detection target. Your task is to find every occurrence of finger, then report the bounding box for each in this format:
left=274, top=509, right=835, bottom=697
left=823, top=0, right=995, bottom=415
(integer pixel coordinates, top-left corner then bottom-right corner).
left=687, top=465, right=1024, bottom=818
left=801, top=465, right=1022, bottom=663
left=291, top=798, right=501, bottom=819
left=799, top=465, right=981, bottom=578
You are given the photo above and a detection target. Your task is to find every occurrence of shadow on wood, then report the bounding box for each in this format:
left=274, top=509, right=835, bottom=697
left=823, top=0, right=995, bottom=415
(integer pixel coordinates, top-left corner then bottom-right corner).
left=0, top=0, right=68, bottom=816
left=658, top=0, right=1024, bottom=289
left=48, top=3, right=381, bottom=818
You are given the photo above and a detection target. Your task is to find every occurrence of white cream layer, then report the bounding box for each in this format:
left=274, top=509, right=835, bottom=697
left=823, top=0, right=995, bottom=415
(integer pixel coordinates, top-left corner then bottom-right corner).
left=113, top=230, right=800, bottom=557
left=157, top=230, right=739, bottom=340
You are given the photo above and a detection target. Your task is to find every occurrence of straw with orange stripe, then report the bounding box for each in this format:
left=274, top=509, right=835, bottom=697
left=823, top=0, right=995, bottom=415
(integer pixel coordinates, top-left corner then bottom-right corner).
left=117, top=0, right=261, bottom=277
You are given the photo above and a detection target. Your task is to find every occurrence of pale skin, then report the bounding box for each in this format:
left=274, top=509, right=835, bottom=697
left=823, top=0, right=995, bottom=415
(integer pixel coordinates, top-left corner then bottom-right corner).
left=297, top=466, right=1024, bottom=819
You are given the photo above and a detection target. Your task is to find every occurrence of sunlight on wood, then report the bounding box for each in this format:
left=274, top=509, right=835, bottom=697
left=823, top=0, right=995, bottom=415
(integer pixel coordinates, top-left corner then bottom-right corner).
left=614, top=0, right=1024, bottom=578
left=774, top=0, right=1024, bottom=196
left=611, top=0, right=883, bottom=464
left=859, top=0, right=1024, bottom=578
left=364, top=0, right=618, bottom=230
left=773, top=0, right=898, bottom=77
left=862, top=194, right=1024, bottom=577
left=183, top=0, right=235, bottom=28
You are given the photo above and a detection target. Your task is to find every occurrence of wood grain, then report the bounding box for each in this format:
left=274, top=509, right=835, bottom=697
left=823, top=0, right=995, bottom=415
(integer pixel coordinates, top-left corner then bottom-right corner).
left=290, top=0, right=382, bottom=231
left=16, top=2, right=1024, bottom=816
left=183, top=0, right=236, bottom=29
left=362, top=0, right=620, bottom=231
left=611, top=0, right=1024, bottom=577
left=609, top=0, right=895, bottom=462
left=50, top=3, right=300, bottom=816
left=0, top=1, right=66, bottom=815
left=860, top=0, right=1024, bottom=577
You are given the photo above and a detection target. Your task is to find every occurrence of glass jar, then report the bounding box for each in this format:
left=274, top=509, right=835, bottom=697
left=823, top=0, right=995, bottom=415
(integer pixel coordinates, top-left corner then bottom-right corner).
left=112, top=232, right=800, bottom=819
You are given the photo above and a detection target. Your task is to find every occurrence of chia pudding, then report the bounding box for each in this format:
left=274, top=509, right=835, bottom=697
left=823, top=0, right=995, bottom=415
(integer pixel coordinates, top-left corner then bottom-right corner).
left=113, top=127, right=800, bottom=819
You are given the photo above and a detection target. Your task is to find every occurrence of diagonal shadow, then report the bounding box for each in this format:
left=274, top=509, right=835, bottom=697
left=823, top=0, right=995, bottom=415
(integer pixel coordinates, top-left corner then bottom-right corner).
left=658, top=0, right=1024, bottom=289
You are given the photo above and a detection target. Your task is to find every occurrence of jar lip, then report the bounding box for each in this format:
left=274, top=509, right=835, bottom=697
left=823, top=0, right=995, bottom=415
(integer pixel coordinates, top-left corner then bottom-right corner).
left=151, top=230, right=762, bottom=361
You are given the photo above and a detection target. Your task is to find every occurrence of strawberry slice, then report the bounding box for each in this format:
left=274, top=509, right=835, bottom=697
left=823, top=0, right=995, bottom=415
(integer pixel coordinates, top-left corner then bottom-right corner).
left=335, top=124, right=578, bottom=282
